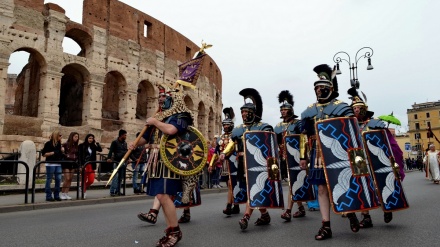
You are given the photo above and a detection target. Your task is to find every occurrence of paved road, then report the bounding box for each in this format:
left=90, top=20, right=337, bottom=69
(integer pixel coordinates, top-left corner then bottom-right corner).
left=0, top=171, right=438, bottom=247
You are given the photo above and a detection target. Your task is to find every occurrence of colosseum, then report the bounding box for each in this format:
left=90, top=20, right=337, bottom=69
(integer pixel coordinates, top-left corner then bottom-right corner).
left=0, top=0, right=223, bottom=153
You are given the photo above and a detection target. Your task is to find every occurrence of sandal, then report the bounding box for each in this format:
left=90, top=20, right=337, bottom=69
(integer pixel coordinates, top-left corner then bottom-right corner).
left=315, top=226, right=332, bottom=240
left=156, top=228, right=171, bottom=247
left=281, top=210, right=292, bottom=222
left=160, top=230, right=182, bottom=247
left=292, top=206, right=306, bottom=218
left=178, top=213, right=191, bottom=223
left=239, top=214, right=250, bottom=230
left=347, top=213, right=360, bottom=232
left=384, top=212, right=393, bottom=223
left=359, top=215, right=373, bottom=228
left=138, top=209, right=158, bottom=224
left=156, top=227, right=182, bottom=247
left=254, top=212, right=271, bottom=226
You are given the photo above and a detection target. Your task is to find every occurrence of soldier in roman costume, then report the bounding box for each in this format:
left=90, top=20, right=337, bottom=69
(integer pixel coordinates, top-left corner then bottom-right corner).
left=129, top=45, right=210, bottom=246
left=209, top=107, right=243, bottom=215
left=299, top=64, right=360, bottom=240
left=347, top=87, right=407, bottom=228
left=274, top=90, right=307, bottom=221
left=219, top=88, right=275, bottom=230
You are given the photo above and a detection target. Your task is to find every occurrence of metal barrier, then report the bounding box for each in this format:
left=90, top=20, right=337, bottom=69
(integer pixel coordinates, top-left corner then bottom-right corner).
left=0, top=160, right=29, bottom=204
left=31, top=160, right=77, bottom=203
left=31, top=160, right=134, bottom=203
left=79, top=161, right=121, bottom=199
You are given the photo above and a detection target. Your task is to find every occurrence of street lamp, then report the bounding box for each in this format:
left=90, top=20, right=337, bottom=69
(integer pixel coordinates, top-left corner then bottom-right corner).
left=333, top=47, right=374, bottom=88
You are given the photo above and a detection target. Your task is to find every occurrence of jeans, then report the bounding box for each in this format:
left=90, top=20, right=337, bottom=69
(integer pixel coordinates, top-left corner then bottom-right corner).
left=45, top=165, right=62, bottom=199
left=132, top=162, right=146, bottom=191
left=199, top=166, right=209, bottom=188
left=110, top=163, right=126, bottom=194
left=212, top=167, right=221, bottom=186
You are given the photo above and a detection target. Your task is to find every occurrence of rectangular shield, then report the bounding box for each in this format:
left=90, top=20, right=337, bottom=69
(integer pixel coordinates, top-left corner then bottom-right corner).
left=244, top=131, right=284, bottom=209
left=284, top=134, right=315, bottom=202
left=226, top=152, right=247, bottom=204
left=363, top=129, right=409, bottom=212
left=315, top=117, right=380, bottom=214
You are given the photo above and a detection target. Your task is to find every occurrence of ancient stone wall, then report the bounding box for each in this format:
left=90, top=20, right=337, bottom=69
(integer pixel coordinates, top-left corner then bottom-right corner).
left=0, top=0, right=223, bottom=153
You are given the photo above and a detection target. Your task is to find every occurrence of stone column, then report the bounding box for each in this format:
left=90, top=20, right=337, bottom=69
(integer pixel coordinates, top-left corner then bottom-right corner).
left=120, top=89, right=138, bottom=135
left=193, top=111, right=199, bottom=130
left=83, top=78, right=105, bottom=129
left=0, top=59, right=9, bottom=134
left=43, top=4, right=67, bottom=53
left=18, top=140, right=36, bottom=185
left=39, top=70, right=63, bottom=136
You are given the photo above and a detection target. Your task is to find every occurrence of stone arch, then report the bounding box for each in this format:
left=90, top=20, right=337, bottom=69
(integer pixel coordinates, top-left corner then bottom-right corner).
left=184, top=95, right=194, bottom=111
left=9, top=48, right=47, bottom=117
left=59, top=63, right=90, bottom=126
left=102, top=71, right=127, bottom=130
left=64, top=22, right=93, bottom=57
left=197, top=101, right=206, bottom=137
left=208, top=107, right=214, bottom=140
left=136, top=80, right=156, bottom=120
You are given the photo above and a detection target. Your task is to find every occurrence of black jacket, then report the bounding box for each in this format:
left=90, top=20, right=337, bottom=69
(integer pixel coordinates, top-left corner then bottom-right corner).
left=41, top=141, right=63, bottom=162
left=78, top=142, right=103, bottom=170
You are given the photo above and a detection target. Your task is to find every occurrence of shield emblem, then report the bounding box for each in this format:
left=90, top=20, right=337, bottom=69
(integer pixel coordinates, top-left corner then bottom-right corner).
left=160, top=126, right=208, bottom=176
left=227, top=152, right=247, bottom=204
left=363, top=129, right=409, bottom=212
left=244, top=131, right=284, bottom=209
left=284, top=134, right=315, bottom=202
left=315, top=117, right=380, bottom=213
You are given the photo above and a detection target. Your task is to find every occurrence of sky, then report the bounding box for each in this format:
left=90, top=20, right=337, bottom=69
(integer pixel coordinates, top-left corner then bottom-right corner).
left=9, top=0, right=440, bottom=133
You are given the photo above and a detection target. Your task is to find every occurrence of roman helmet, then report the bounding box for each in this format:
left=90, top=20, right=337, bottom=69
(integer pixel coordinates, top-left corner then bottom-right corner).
left=278, top=90, right=297, bottom=120
left=222, top=107, right=235, bottom=133
left=313, top=64, right=339, bottom=102
left=347, top=86, right=374, bottom=120
left=239, top=88, right=263, bottom=124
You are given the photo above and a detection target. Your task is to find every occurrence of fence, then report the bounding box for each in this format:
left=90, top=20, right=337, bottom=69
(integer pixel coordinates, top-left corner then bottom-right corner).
left=0, top=160, right=29, bottom=203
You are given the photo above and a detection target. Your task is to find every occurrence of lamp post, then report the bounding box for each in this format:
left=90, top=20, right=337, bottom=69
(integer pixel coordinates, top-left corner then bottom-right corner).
left=333, top=47, right=374, bottom=88
left=416, top=132, right=421, bottom=159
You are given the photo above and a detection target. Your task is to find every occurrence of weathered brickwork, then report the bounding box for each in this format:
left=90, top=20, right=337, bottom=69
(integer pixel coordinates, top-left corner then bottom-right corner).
left=0, top=0, right=222, bottom=152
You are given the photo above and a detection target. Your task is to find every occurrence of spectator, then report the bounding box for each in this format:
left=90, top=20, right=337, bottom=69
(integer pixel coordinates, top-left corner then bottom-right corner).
left=416, top=158, right=422, bottom=171
left=211, top=147, right=222, bottom=189
left=405, top=158, right=410, bottom=171
left=200, top=141, right=212, bottom=189
left=41, top=130, right=64, bottom=201
left=130, top=132, right=147, bottom=194
left=78, top=134, right=102, bottom=199
left=107, top=129, right=128, bottom=196
left=60, top=132, right=79, bottom=200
